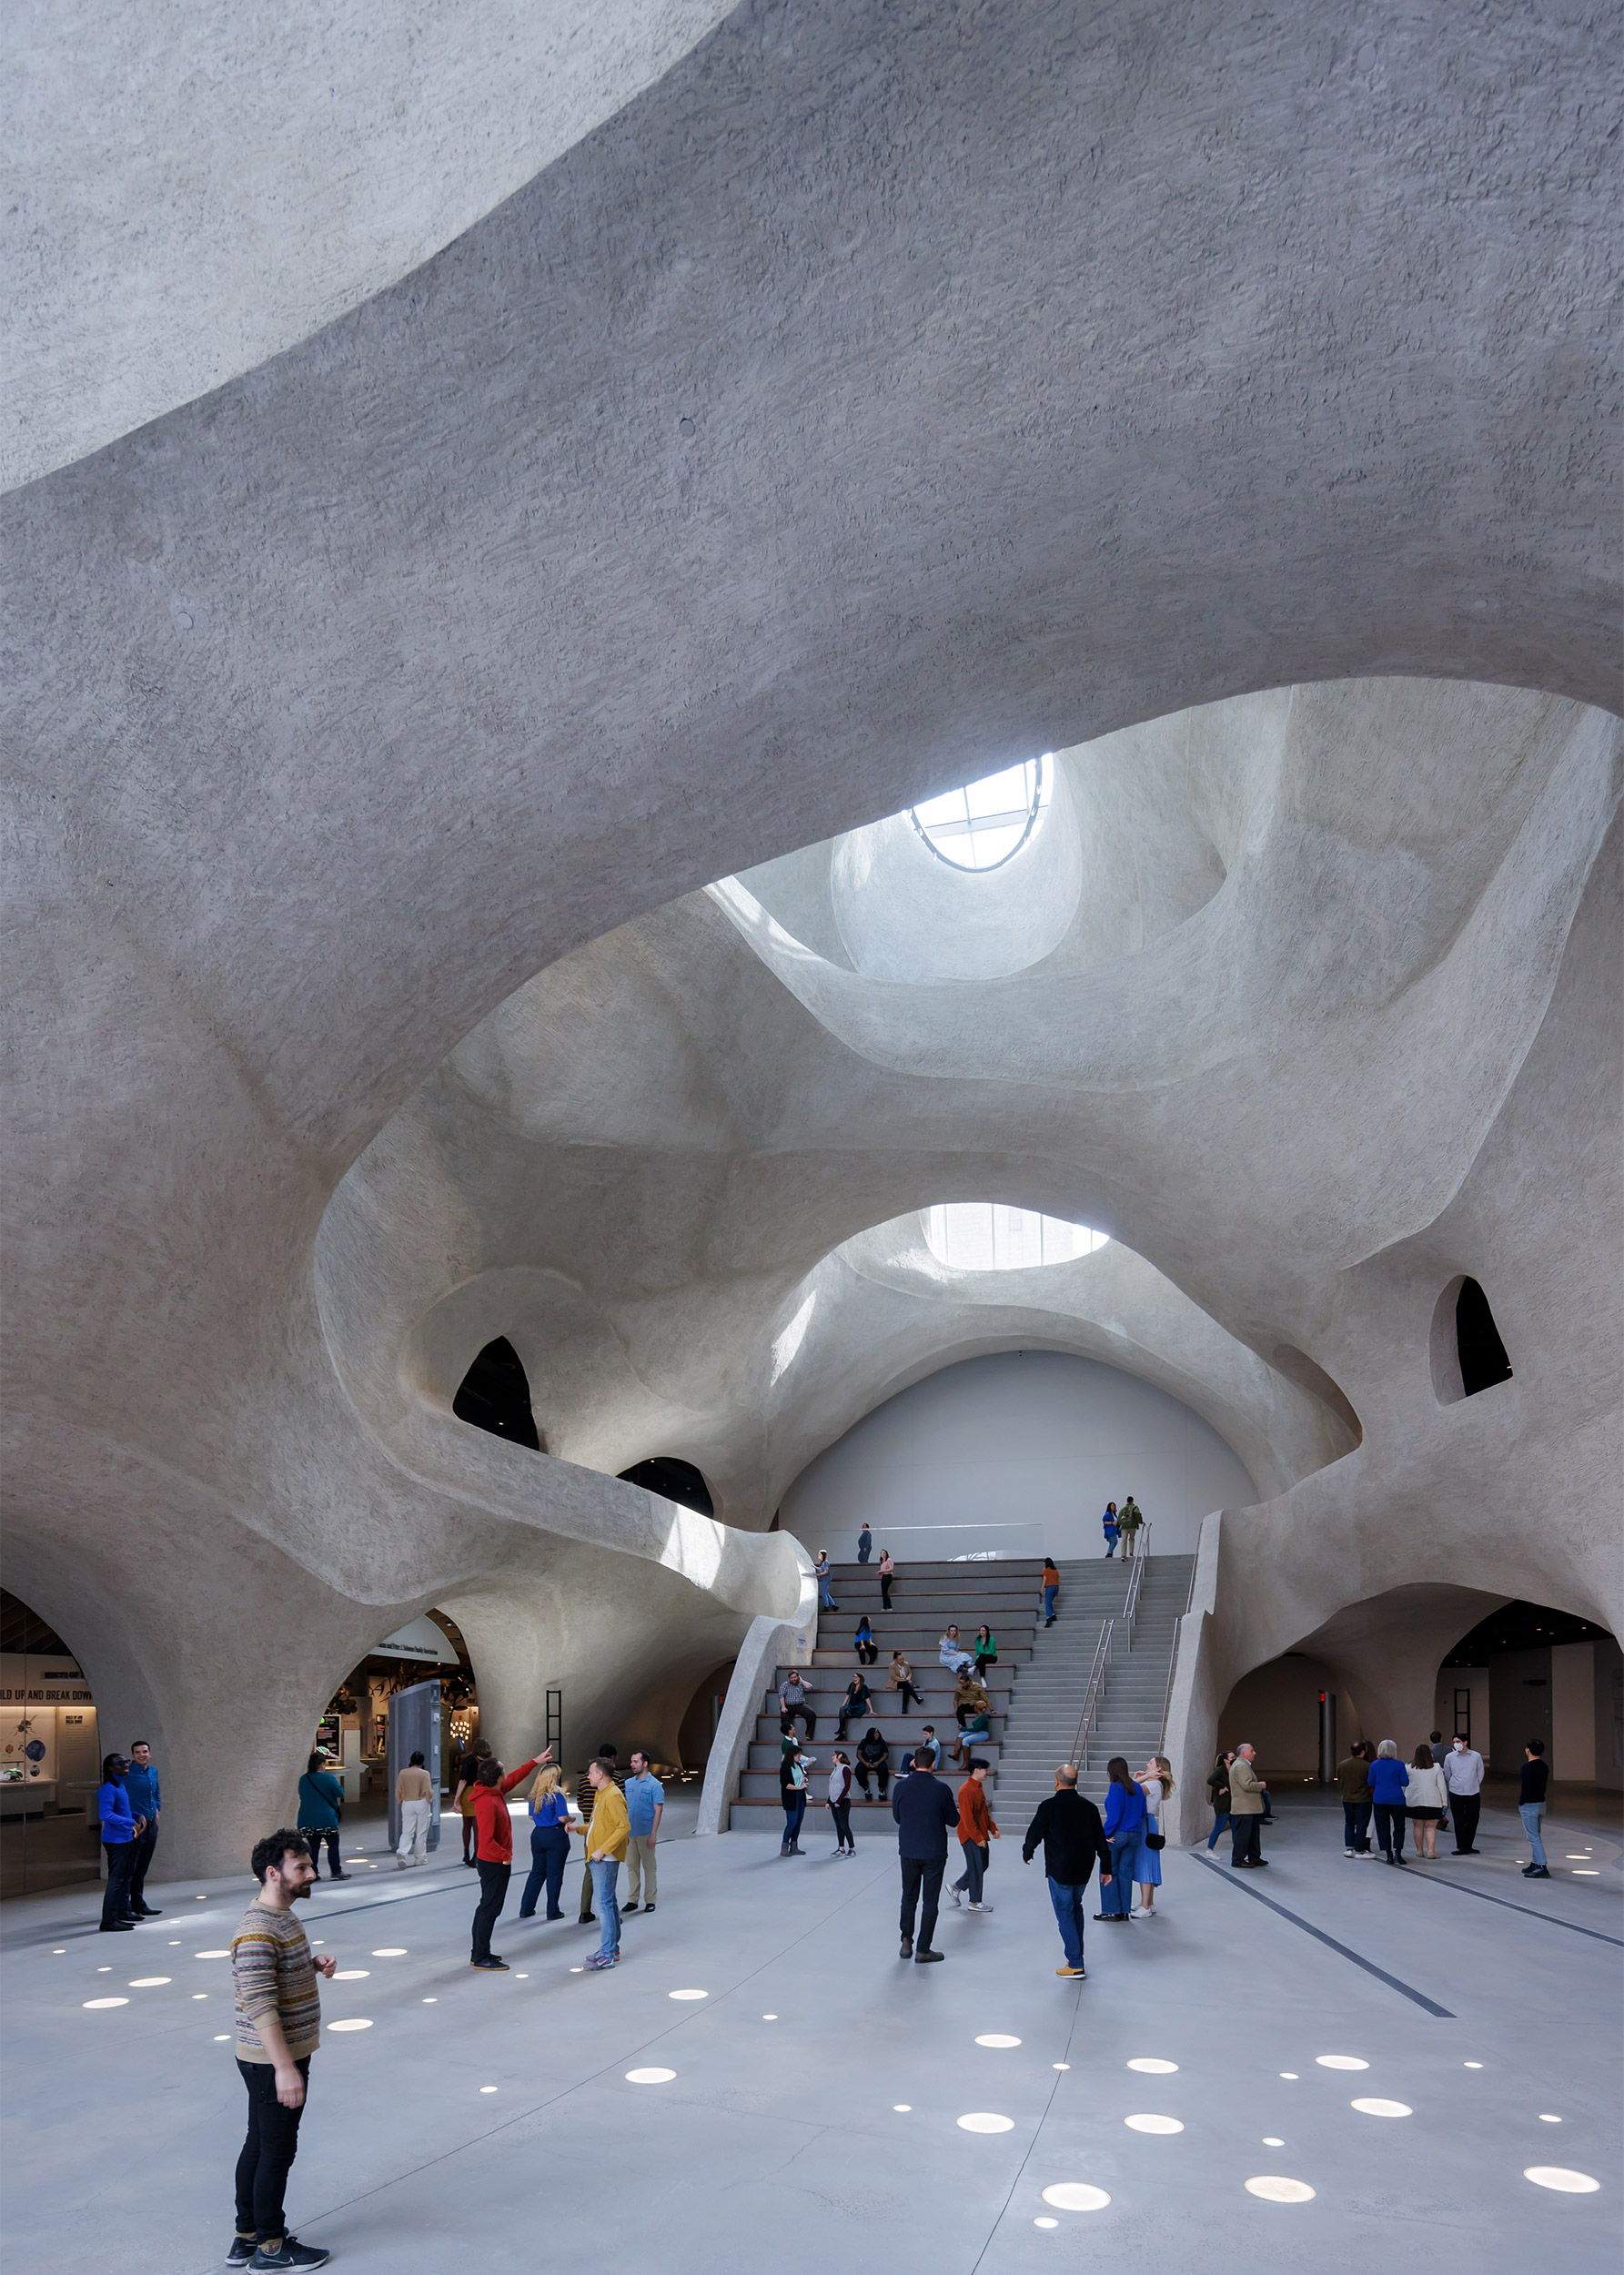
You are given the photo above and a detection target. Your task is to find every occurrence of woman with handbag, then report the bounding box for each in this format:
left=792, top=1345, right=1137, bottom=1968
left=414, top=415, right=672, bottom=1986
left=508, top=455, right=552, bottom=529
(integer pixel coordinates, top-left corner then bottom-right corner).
left=1134, top=1754, right=1175, bottom=1916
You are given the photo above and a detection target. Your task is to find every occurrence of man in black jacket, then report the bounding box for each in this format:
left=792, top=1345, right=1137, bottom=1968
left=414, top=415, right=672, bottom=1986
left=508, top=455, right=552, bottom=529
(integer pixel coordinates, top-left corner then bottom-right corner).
left=893, top=1762, right=961, bottom=1963
left=1022, top=1765, right=1113, bottom=1977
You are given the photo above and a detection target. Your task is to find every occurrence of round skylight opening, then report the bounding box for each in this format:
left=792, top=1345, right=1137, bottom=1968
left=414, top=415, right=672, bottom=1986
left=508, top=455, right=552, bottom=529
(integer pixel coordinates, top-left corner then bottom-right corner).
left=926, top=1204, right=1109, bottom=1271
left=910, top=757, right=1052, bottom=872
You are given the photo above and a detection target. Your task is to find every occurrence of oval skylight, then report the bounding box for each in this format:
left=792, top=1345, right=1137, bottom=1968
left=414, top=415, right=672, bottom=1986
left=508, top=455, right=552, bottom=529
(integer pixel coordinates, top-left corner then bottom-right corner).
left=910, top=757, right=1052, bottom=871
left=926, top=1204, right=1109, bottom=1270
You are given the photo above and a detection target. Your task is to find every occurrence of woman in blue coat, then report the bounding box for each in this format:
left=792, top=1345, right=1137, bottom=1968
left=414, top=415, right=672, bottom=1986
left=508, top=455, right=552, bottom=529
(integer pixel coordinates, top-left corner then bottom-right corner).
left=96, top=1753, right=144, bottom=1931
left=1367, top=1740, right=1410, bottom=1864
left=1097, top=1757, right=1147, bottom=1920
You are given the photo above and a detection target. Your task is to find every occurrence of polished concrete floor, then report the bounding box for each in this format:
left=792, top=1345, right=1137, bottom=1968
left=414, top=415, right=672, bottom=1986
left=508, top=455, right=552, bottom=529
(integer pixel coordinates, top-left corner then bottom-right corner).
left=3, top=1786, right=1618, bottom=2274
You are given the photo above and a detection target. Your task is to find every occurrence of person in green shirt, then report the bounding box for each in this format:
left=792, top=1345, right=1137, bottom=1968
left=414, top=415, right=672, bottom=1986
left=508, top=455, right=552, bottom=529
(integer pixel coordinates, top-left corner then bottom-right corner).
left=1117, top=1497, right=1144, bottom=1560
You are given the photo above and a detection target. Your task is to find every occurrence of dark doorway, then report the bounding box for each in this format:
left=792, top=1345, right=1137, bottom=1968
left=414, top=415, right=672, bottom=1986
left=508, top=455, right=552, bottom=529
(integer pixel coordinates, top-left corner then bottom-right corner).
left=618, top=1458, right=713, bottom=1516
left=1455, top=1279, right=1512, bottom=1397
left=453, top=1338, right=541, bottom=1450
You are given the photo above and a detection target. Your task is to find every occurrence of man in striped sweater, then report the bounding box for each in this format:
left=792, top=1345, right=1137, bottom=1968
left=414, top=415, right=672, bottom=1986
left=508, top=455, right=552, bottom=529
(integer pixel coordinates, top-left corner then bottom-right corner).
left=227, top=1830, right=337, bottom=2271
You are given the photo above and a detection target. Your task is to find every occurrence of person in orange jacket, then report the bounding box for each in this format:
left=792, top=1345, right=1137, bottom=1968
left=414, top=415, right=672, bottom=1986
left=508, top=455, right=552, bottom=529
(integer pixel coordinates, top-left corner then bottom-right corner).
left=469, top=1744, right=552, bottom=1971
left=950, top=1759, right=1001, bottom=1912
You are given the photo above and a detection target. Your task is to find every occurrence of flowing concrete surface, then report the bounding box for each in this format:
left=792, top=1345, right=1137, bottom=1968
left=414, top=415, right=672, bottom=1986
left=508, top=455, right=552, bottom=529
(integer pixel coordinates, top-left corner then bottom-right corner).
left=2, top=1791, right=1617, bottom=2274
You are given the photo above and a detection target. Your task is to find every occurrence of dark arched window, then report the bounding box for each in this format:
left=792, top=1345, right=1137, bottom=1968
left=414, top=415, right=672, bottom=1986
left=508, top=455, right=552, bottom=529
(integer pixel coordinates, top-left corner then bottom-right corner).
left=618, top=1457, right=713, bottom=1516
left=452, top=1338, right=541, bottom=1450
left=1455, top=1278, right=1512, bottom=1397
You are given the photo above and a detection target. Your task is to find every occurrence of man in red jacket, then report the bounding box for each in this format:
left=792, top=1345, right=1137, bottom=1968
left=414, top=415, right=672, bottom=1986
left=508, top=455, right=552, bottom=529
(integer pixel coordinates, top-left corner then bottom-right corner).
left=470, top=1744, right=552, bottom=1972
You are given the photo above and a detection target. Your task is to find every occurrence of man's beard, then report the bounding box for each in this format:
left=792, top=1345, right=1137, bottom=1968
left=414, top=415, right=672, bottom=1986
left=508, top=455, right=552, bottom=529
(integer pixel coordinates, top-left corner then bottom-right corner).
left=290, top=1882, right=313, bottom=1900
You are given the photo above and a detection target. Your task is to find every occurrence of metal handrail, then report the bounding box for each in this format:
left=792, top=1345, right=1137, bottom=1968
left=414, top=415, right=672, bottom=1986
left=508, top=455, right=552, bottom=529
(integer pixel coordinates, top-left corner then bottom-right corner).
left=1068, top=1618, right=1114, bottom=1774
left=1156, top=1556, right=1201, bottom=1753
left=1120, top=1550, right=1145, bottom=1645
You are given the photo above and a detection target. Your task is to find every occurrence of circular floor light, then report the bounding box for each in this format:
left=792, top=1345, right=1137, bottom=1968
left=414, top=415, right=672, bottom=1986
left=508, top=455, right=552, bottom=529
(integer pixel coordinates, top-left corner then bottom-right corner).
left=1053, top=2063, right=1070, bottom=2071
left=333, top=1969, right=369, bottom=1979
left=1126, top=2058, right=1178, bottom=2074
left=192, top=1994, right=208, bottom=2000
left=1263, top=2138, right=1285, bottom=2148
left=1464, top=2062, right=1483, bottom=2070
left=626, top=2068, right=676, bottom=2085
left=1279, top=2072, right=1299, bottom=2080
left=669, top=1988, right=708, bottom=2000
left=195, top=1949, right=229, bottom=1959
left=1524, top=2168, right=1599, bottom=2193
left=1246, top=2176, right=1316, bottom=2203
left=762, top=2013, right=778, bottom=2020
left=214, top=2034, right=229, bottom=2041
left=479, top=2086, right=498, bottom=2094
left=328, top=2018, right=372, bottom=2032
left=1125, top=2114, right=1184, bottom=2134
left=51, top=1948, right=65, bottom=1955
left=893, top=2104, right=912, bottom=2112
left=83, top=1997, right=128, bottom=2009
left=1351, top=2098, right=1411, bottom=2118
left=1034, top=2217, right=1058, bottom=2229
left=1315, top=2055, right=1368, bottom=2071
left=371, top=1947, right=407, bottom=1957
left=975, top=2033, right=1022, bottom=2048
left=1538, top=2114, right=1562, bottom=2123
left=958, top=2113, right=1015, bottom=2133
left=128, top=1977, right=171, bottom=1987
left=1041, top=2183, right=1110, bottom=2211
left=423, top=1997, right=437, bottom=2004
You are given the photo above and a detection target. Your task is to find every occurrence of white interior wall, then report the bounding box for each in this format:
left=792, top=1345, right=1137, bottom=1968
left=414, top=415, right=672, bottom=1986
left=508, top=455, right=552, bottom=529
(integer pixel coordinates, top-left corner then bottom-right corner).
left=778, top=1349, right=1259, bottom=1562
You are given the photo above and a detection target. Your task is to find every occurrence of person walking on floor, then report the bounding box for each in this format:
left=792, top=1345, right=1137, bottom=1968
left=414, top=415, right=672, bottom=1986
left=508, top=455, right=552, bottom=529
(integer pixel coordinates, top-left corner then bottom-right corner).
left=889, top=1650, right=922, bottom=1713
left=469, top=1745, right=550, bottom=1970
left=120, top=1740, right=164, bottom=1916
left=227, top=1829, right=337, bottom=2270
left=972, top=1624, right=997, bottom=1677
left=893, top=1751, right=959, bottom=1963
left=1101, top=1502, right=1120, bottom=1558
left=1336, top=1741, right=1375, bottom=1856
left=1443, top=1733, right=1486, bottom=1854
left=827, top=1751, right=856, bottom=1855
left=1228, top=1742, right=1268, bottom=1869
left=1406, top=1745, right=1447, bottom=1858
left=577, top=1756, right=631, bottom=1966
left=1117, top=1497, right=1144, bottom=1559
left=855, top=1727, right=891, bottom=1799
left=837, top=1673, right=875, bottom=1738
left=518, top=1764, right=572, bottom=1920
left=1024, top=1765, right=1113, bottom=1976
left=451, top=1739, right=490, bottom=1866
left=1205, top=1749, right=1234, bottom=1851
left=815, top=1552, right=840, bottom=1611
left=622, top=1748, right=663, bottom=1914
left=1367, top=1739, right=1409, bottom=1865
left=853, top=1615, right=879, bottom=1667
left=1519, top=1739, right=1551, bottom=1876
left=857, top=1523, right=873, bottom=1564
left=575, top=1744, right=620, bottom=1923
left=394, top=1750, right=434, bottom=1868
left=779, top=1669, right=816, bottom=1739
left=1098, top=1756, right=1147, bottom=1916
left=780, top=1744, right=812, bottom=1855
left=1041, top=1557, right=1061, bottom=1626
left=296, top=1754, right=348, bottom=1882
left=96, top=1754, right=145, bottom=1931
left=950, top=1759, right=999, bottom=1911
left=1133, top=1755, right=1174, bottom=1916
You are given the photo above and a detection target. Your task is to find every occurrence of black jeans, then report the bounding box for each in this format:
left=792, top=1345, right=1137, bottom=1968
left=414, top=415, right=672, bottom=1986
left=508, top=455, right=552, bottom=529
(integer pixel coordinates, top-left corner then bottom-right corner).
left=893, top=1682, right=922, bottom=1713
left=301, top=1825, right=341, bottom=1877
left=1373, top=1803, right=1406, bottom=1860
left=236, top=2055, right=309, bottom=2243
left=1449, top=1793, right=1481, bottom=1851
left=100, top=1840, right=137, bottom=1926
left=128, top=1824, right=159, bottom=1906
left=519, top=1825, right=570, bottom=1918
left=471, top=1859, right=511, bottom=1960
left=855, top=1763, right=890, bottom=1797
left=973, top=1653, right=996, bottom=1677
left=780, top=1702, right=815, bottom=1737
left=1341, top=1799, right=1372, bottom=1852
left=837, top=1704, right=871, bottom=1736
left=880, top=1574, right=893, bottom=1607
left=855, top=1643, right=879, bottom=1664
left=831, top=1800, right=853, bottom=1850
left=900, top=1855, right=945, bottom=1950
left=1230, top=1814, right=1261, bottom=1866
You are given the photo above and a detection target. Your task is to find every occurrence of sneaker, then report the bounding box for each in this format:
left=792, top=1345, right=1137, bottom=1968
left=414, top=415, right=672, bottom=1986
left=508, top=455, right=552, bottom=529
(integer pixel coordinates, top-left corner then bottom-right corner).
left=226, top=2237, right=257, bottom=2266
left=641, top=1904, right=655, bottom=1913
left=1344, top=1847, right=1355, bottom=1856
left=899, top=1937, right=913, bottom=1959
left=622, top=1902, right=641, bottom=1913
left=249, top=2239, right=330, bottom=2270
left=1055, top=1966, right=1086, bottom=1977
left=949, top=1888, right=962, bottom=1907
left=396, top=1858, right=409, bottom=1870
left=969, top=1901, right=994, bottom=1913
left=1528, top=1866, right=1551, bottom=1878
left=584, top=1953, right=617, bottom=1969
left=469, top=1956, right=509, bottom=1970
left=914, top=1948, right=944, bottom=1963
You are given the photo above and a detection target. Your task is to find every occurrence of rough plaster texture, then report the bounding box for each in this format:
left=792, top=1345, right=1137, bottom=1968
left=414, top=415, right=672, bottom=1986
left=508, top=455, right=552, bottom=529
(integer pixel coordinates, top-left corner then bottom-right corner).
left=3, top=4, right=1619, bottom=1876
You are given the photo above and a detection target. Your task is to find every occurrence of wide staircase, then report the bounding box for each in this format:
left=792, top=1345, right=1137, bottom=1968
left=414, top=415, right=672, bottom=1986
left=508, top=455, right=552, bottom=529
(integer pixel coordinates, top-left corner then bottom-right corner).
left=727, top=1557, right=1043, bottom=1827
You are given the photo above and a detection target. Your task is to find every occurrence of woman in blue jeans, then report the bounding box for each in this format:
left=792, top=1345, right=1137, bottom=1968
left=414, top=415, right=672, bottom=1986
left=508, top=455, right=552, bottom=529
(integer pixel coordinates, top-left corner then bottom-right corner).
left=1519, top=1740, right=1551, bottom=1876
left=519, top=1764, right=572, bottom=1918
left=1097, top=1757, right=1146, bottom=1918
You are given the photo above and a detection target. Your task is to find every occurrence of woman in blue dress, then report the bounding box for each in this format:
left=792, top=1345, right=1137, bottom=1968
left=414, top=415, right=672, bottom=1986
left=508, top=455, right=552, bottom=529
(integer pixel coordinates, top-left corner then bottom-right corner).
left=1134, top=1754, right=1175, bottom=1916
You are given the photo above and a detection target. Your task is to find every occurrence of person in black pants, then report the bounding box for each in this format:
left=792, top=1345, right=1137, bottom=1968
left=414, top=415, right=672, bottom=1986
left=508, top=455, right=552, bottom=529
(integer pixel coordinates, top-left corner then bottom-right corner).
left=122, top=1741, right=165, bottom=1916
left=837, top=1675, right=874, bottom=1739
left=893, top=1756, right=960, bottom=1962
left=855, top=1728, right=891, bottom=1799
left=469, top=1746, right=549, bottom=1969
left=96, top=1754, right=143, bottom=1931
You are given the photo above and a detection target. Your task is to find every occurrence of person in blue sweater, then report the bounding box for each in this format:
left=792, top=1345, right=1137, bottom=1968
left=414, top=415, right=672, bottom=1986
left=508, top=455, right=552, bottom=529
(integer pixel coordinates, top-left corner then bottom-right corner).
left=893, top=1757, right=960, bottom=1963
left=96, top=1753, right=145, bottom=1931
left=1096, top=1757, right=1147, bottom=1919
left=1102, top=1503, right=1119, bottom=1557
left=1366, top=1739, right=1410, bottom=1864
left=121, top=1740, right=164, bottom=1916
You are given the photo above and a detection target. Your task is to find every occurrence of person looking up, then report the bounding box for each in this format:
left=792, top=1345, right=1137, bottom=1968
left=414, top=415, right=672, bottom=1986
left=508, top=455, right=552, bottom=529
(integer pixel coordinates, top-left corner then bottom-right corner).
left=1519, top=1739, right=1550, bottom=1876
left=1443, top=1734, right=1485, bottom=1855
left=121, top=1740, right=164, bottom=1916
left=1041, top=1558, right=1061, bottom=1625
left=854, top=1727, right=891, bottom=1799
left=1133, top=1755, right=1174, bottom=1916
left=1024, top=1765, right=1113, bottom=1974
left=950, top=1760, right=1000, bottom=1912
left=96, top=1753, right=144, bottom=1931
left=518, top=1764, right=571, bottom=1921
left=469, top=1744, right=550, bottom=1970
left=451, top=1737, right=491, bottom=1866
left=227, top=1830, right=337, bottom=2270
left=622, top=1748, right=664, bottom=1915
left=577, top=1756, right=630, bottom=1965
left=889, top=1651, right=922, bottom=1714
left=296, top=1754, right=348, bottom=1883
left=394, top=1749, right=433, bottom=1869
left=1227, top=1743, right=1267, bottom=1869
left=1367, top=1739, right=1409, bottom=1865
left=852, top=1615, right=879, bottom=1666
left=838, top=1673, right=874, bottom=1739
left=892, top=1750, right=959, bottom=1962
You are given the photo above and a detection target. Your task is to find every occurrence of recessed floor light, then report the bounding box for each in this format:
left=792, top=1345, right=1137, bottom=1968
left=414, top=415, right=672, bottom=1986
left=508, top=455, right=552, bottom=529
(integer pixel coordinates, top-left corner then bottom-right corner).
left=167, top=1941, right=180, bottom=1947
left=958, top=2113, right=1014, bottom=2133
left=1316, top=2056, right=1368, bottom=2071
left=479, top=2086, right=499, bottom=2094
left=1571, top=1869, right=1599, bottom=1875
left=96, top=1967, right=111, bottom=1973
left=762, top=2013, right=778, bottom=2020
left=214, top=2034, right=230, bottom=2041
left=1053, top=2063, right=1070, bottom=2071
left=83, top=1997, right=129, bottom=2009
left=195, top=1950, right=229, bottom=1959
left=1464, top=2062, right=1483, bottom=2069
left=372, top=1947, right=408, bottom=1956
left=192, top=1994, right=208, bottom=2000
left=333, top=1969, right=369, bottom=1979
left=1525, top=2167, right=1599, bottom=2192
left=670, top=1988, right=708, bottom=2000
left=1042, top=2183, right=1110, bottom=2211
left=1126, top=2058, right=1178, bottom=2074
left=51, top=1948, right=65, bottom=1955
left=1279, top=2072, right=1299, bottom=2080
left=1125, top=2115, right=1183, bottom=2135
left=1246, top=2176, right=1315, bottom=2202
left=196, top=1896, right=207, bottom=1900
left=1263, top=2138, right=1285, bottom=2148
left=515, top=1973, right=529, bottom=1978
left=328, top=2018, right=372, bottom=2031
left=626, top=2068, right=676, bottom=2085
left=570, top=1967, right=584, bottom=1974
left=1564, top=1855, right=1589, bottom=1859
left=1034, top=2217, right=1058, bottom=2229
left=1538, top=2114, right=1561, bottom=2123
left=975, top=2033, right=1021, bottom=2048
left=128, top=1977, right=170, bottom=1987
left=1351, top=2098, right=1411, bottom=2118
left=423, top=1997, right=437, bottom=2004
left=893, top=2104, right=912, bottom=2112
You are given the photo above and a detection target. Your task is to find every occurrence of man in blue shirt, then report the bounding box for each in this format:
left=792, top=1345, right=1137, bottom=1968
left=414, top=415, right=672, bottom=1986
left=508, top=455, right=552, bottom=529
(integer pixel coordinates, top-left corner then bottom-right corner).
left=857, top=1524, right=873, bottom=1564
left=622, top=1749, right=665, bottom=1915
left=121, top=1739, right=164, bottom=1916
left=892, top=1760, right=959, bottom=1964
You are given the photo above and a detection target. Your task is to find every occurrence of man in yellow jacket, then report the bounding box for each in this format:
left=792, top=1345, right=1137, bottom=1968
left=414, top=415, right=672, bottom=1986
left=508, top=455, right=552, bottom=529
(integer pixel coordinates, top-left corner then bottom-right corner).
left=576, top=1758, right=630, bottom=1969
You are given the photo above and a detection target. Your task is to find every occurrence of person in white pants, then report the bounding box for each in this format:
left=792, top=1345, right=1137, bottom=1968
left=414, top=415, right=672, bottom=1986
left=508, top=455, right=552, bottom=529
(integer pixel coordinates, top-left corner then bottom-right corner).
left=396, top=1751, right=434, bottom=1867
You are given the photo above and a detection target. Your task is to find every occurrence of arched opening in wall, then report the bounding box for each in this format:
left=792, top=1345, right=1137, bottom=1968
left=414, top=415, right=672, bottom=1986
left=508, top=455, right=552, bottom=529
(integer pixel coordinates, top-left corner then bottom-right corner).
left=0, top=1590, right=101, bottom=1897
left=677, top=1659, right=737, bottom=1769
left=1441, top=1598, right=1619, bottom=1788
left=310, top=1611, right=479, bottom=1860
left=453, top=1337, right=542, bottom=1449
left=1429, top=1275, right=1512, bottom=1404
left=617, top=1457, right=714, bottom=1516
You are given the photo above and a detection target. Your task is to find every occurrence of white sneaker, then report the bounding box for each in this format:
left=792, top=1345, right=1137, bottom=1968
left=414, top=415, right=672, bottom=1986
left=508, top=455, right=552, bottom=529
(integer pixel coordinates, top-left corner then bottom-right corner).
left=1132, top=1905, right=1155, bottom=1917
left=969, top=1901, right=994, bottom=1913
left=1344, top=1847, right=1354, bottom=1856
left=949, top=1889, right=962, bottom=1907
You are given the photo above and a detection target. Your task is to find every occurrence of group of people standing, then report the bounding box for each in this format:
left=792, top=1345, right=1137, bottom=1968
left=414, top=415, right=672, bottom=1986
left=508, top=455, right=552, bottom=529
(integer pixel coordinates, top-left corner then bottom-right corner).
left=95, top=1741, right=165, bottom=1929
left=1099, top=1498, right=1144, bottom=1558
